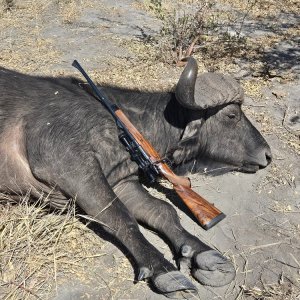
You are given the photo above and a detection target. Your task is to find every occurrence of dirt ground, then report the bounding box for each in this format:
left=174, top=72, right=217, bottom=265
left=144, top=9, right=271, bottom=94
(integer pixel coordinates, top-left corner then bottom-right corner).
left=0, top=0, right=299, bottom=299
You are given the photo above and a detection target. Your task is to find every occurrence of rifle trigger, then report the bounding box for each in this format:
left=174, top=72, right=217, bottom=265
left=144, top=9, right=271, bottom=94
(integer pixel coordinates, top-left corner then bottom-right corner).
left=116, top=120, right=123, bottom=129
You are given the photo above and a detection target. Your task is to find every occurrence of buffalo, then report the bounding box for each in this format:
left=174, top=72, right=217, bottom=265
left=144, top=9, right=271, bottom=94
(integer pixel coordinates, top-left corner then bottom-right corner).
left=0, top=57, right=271, bottom=298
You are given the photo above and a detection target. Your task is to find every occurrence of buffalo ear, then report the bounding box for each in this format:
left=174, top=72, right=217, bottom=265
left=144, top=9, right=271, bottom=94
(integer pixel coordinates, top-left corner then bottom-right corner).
left=172, top=119, right=203, bottom=165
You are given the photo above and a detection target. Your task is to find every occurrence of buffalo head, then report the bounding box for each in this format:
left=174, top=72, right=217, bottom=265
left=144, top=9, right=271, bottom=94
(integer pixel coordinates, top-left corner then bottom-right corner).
left=171, top=57, right=272, bottom=175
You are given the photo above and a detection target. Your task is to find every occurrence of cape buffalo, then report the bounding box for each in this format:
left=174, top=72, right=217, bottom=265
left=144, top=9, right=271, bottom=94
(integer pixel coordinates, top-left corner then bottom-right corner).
left=0, top=57, right=271, bottom=298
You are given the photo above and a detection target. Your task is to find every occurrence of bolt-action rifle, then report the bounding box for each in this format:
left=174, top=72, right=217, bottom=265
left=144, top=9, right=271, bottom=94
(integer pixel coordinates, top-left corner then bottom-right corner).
left=72, top=60, right=225, bottom=230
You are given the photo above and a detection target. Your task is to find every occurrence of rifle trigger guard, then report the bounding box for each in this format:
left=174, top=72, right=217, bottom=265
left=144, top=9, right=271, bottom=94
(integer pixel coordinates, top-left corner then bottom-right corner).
left=153, top=157, right=171, bottom=166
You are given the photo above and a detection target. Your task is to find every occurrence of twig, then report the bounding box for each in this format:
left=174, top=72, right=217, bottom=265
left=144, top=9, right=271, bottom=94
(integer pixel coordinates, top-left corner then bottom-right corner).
left=290, top=253, right=300, bottom=269
left=5, top=280, right=42, bottom=299
left=244, top=104, right=266, bottom=107
left=248, top=241, right=283, bottom=251
left=274, top=259, right=300, bottom=270
left=185, top=36, right=200, bottom=57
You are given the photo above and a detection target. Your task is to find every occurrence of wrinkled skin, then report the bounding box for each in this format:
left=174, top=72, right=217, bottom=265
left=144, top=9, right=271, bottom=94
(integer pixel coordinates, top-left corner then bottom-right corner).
left=0, top=60, right=271, bottom=298
left=173, top=103, right=272, bottom=175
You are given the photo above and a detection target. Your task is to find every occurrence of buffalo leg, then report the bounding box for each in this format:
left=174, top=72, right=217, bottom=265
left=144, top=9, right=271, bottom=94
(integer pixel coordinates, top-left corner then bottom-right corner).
left=30, top=156, right=197, bottom=297
left=113, top=179, right=236, bottom=287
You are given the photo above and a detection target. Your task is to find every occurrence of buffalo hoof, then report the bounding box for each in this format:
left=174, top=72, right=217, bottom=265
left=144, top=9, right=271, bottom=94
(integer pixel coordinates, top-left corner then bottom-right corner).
left=152, top=271, right=198, bottom=299
left=191, top=250, right=236, bottom=287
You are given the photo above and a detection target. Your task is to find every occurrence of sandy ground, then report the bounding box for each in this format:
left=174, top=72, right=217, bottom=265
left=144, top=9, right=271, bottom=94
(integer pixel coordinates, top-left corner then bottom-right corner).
left=0, top=0, right=299, bottom=299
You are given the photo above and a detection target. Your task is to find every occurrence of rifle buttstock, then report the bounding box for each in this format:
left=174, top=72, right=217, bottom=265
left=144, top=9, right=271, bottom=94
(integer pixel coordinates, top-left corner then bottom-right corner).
left=174, top=185, right=225, bottom=230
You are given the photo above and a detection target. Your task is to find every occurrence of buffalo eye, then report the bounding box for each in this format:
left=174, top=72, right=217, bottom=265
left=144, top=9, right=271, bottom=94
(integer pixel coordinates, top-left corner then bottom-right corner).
left=228, top=113, right=236, bottom=119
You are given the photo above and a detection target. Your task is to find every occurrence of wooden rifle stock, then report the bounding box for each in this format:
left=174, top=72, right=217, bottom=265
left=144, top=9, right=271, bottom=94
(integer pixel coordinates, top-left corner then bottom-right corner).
left=115, top=110, right=225, bottom=230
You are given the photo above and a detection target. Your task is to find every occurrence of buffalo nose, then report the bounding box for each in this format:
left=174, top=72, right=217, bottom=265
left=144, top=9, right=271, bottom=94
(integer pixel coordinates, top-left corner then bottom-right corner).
left=260, top=148, right=272, bottom=168
left=255, top=146, right=272, bottom=169
left=265, top=148, right=272, bottom=165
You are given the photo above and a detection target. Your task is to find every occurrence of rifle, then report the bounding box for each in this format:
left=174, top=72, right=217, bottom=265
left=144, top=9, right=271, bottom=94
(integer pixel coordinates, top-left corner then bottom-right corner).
left=72, top=60, right=225, bottom=230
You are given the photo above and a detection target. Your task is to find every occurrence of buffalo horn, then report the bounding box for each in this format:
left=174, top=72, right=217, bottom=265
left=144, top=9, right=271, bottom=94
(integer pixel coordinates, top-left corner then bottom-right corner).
left=175, top=57, right=199, bottom=110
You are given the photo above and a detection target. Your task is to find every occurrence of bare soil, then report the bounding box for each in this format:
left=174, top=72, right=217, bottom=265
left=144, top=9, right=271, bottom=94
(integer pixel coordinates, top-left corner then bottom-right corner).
left=0, top=0, right=299, bottom=299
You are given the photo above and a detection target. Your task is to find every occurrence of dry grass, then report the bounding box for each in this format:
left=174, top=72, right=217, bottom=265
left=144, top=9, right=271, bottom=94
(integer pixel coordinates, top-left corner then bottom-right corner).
left=0, top=192, right=143, bottom=299
left=0, top=1, right=59, bottom=73
left=241, top=282, right=299, bottom=300
left=0, top=195, right=109, bottom=299
left=257, top=162, right=296, bottom=192
left=218, top=0, right=300, bottom=17
left=0, top=0, right=90, bottom=73
left=245, top=105, right=300, bottom=155
left=56, top=0, right=84, bottom=24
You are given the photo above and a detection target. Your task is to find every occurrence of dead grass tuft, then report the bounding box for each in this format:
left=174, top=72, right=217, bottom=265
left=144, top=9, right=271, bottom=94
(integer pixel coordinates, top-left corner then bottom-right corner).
left=241, top=282, right=298, bottom=299
left=271, top=201, right=295, bottom=213
left=219, top=0, right=300, bottom=17
left=0, top=1, right=59, bottom=73
left=139, top=0, right=299, bottom=79
left=243, top=80, right=299, bottom=156
left=56, top=0, right=83, bottom=24
left=0, top=195, right=106, bottom=299
left=0, top=0, right=89, bottom=73
left=258, top=163, right=296, bottom=191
